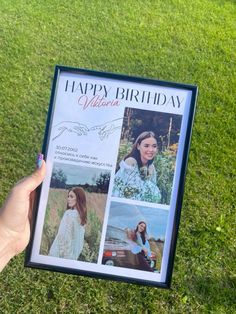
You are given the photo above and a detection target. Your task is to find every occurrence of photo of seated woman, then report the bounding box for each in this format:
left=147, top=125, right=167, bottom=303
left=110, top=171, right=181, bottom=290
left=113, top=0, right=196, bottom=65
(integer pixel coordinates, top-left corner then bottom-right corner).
left=102, top=202, right=168, bottom=272
left=112, top=107, right=182, bottom=204
left=127, top=221, right=154, bottom=272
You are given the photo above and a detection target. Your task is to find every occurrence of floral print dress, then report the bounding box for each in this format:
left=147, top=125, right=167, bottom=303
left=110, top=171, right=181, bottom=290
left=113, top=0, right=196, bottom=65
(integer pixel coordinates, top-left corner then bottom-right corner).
left=112, top=160, right=161, bottom=203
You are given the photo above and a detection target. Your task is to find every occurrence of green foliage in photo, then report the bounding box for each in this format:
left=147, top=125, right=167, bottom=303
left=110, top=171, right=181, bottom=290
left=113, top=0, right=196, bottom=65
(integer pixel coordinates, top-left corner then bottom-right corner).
left=80, top=210, right=102, bottom=263
left=155, top=148, right=176, bottom=204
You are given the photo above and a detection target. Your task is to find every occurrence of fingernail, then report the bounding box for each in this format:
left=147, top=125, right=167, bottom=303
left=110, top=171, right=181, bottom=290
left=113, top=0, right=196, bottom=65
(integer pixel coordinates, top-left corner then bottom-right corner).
left=36, top=153, right=44, bottom=169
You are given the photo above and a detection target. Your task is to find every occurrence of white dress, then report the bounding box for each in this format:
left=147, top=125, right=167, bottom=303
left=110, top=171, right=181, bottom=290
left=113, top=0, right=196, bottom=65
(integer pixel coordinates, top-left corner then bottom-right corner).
left=49, top=209, right=85, bottom=260
left=112, top=160, right=161, bottom=203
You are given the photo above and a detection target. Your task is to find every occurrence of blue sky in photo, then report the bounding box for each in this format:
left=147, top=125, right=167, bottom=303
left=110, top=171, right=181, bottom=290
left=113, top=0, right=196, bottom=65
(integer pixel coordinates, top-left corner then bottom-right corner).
left=107, top=202, right=169, bottom=240
left=53, top=162, right=110, bottom=185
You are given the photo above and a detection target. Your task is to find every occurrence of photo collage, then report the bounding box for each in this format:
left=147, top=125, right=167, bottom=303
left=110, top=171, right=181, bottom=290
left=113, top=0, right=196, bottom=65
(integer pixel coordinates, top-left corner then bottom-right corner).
left=40, top=107, right=182, bottom=274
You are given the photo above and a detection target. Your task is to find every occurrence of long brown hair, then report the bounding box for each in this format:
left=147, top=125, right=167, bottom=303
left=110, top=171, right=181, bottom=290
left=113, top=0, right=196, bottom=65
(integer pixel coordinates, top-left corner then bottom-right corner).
left=124, top=131, right=157, bottom=168
left=67, top=187, right=87, bottom=226
left=133, top=221, right=147, bottom=245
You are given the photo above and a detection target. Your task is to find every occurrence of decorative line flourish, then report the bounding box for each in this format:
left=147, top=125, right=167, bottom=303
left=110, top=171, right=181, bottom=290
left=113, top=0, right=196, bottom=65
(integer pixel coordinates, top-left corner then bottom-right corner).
left=52, top=118, right=123, bottom=141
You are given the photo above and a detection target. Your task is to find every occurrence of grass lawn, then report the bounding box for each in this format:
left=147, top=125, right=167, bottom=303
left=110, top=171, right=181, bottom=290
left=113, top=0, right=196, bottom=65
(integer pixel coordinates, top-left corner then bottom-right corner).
left=0, top=0, right=235, bottom=313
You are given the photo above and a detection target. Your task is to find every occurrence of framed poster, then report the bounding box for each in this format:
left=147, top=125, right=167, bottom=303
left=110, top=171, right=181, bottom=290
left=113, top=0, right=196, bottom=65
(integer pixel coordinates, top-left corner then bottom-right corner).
left=25, top=65, right=198, bottom=288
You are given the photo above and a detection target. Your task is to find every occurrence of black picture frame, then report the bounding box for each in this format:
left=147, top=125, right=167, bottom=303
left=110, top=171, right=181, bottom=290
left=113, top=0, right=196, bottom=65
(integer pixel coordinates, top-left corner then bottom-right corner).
left=25, top=65, right=198, bottom=288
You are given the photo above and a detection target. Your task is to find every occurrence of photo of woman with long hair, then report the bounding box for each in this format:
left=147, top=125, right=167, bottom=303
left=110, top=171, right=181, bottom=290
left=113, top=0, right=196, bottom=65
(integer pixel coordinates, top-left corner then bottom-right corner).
left=102, top=202, right=167, bottom=272
left=112, top=131, right=161, bottom=203
left=128, top=221, right=154, bottom=272
left=49, top=187, right=87, bottom=260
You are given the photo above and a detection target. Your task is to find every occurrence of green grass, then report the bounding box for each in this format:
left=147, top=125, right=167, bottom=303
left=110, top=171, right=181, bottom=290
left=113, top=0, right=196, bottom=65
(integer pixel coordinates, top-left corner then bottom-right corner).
left=0, top=0, right=235, bottom=313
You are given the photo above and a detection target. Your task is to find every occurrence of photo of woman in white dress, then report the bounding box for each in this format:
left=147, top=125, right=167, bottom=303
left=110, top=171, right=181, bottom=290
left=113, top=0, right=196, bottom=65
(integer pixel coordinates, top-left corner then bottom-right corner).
left=112, top=131, right=161, bottom=203
left=49, top=187, right=87, bottom=260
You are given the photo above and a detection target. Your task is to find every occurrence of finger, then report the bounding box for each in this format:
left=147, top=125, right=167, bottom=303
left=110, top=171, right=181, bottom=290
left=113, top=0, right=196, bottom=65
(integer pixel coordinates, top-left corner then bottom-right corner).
left=28, top=190, right=36, bottom=225
left=80, top=123, right=89, bottom=130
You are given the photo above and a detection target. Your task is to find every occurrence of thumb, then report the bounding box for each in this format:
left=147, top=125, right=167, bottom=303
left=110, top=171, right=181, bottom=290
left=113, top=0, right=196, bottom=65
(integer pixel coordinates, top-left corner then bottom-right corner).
left=0, top=160, right=46, bottom=229
left=15, top=160, right=46, bottom=196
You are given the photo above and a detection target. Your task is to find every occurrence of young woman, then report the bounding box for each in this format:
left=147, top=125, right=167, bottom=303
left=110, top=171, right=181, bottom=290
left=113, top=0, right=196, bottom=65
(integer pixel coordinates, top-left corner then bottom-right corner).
left=112, top=131, right=161, bottom=202
left=49, top=187, right=87, bottom=260
left=129, top=221, right=154, bottom=272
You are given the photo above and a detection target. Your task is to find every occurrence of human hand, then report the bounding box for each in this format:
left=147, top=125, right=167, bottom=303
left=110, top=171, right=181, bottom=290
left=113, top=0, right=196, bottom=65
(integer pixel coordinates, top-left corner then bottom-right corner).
left=0, top=157, right=46, bottom=271
left=142, top=248, right=148, bottom=256
left=90, top=118, right=122, bottom=140
left=52, top=121, right=89, bottom=140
